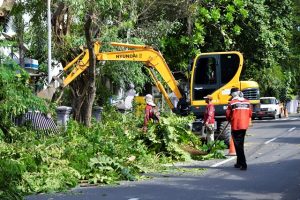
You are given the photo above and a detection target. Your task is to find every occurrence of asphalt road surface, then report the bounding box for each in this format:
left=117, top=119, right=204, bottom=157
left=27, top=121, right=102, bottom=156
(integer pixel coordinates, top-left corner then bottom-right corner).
left=27, top=115, right=300, bottom=200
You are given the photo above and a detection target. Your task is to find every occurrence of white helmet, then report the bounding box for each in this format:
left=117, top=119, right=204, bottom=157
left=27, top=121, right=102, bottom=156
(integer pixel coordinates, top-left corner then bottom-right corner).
left=145, top=94, right=155, bottom=106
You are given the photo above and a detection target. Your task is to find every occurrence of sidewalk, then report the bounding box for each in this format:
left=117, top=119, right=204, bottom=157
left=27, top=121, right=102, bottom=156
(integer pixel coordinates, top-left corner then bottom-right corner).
left=285, top=113, right=300, bottom=118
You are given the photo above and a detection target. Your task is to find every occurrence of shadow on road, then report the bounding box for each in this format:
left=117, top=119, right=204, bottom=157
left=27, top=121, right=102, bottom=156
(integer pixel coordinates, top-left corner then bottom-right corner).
left=27, top=158, right=300, bottom=200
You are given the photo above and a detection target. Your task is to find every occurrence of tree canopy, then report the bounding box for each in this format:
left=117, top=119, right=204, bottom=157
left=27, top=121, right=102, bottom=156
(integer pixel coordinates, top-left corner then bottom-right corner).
left=2, top=0, right=299, bottom=124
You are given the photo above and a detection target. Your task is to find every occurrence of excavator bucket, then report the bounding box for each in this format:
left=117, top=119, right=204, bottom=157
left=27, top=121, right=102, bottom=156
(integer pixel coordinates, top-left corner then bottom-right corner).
left=37, top=82, right=57, bottom=100
left=36, top=75, right=64, bottom=100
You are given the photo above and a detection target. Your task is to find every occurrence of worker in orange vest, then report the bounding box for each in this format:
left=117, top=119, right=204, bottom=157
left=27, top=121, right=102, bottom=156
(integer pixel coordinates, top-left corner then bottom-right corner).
left=226, top=88, right=252, bottom=170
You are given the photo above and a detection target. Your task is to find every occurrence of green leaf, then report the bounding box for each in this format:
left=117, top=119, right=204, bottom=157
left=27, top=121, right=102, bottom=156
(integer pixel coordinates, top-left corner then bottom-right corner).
left=211, top=8, right=221, bottom=23
left=199, top=7, right=211, bottom=21
left=239, top=8, right=248, bottom=18
left=233, top=0, right=244, bottom=8
left=227, top=5, right=235, bottom=13
left=225, top=12, right=234, bottom=23
left=233, top=25, right=241, bottom=35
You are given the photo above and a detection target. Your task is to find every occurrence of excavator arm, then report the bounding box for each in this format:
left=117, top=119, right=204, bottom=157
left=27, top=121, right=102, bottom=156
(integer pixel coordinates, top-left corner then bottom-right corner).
left=59, top=41, right=183, bottom=109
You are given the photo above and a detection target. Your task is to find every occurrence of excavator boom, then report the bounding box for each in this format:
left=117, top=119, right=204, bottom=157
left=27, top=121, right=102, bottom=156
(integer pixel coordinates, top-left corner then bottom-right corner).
left=60, top=42, right=183, bottom=109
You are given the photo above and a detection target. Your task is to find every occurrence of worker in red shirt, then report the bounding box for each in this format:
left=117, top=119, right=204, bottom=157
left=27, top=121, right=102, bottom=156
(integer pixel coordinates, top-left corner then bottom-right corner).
left=226, top=88, right=252, bottom=170
left=203, top=95, right=215, bottom=143
left=143, top=94, right=159, bottom=132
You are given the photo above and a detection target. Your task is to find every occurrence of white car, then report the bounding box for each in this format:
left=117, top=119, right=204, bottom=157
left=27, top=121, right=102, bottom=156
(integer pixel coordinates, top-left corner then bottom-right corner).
left=256, top=97, right=282, bottom=119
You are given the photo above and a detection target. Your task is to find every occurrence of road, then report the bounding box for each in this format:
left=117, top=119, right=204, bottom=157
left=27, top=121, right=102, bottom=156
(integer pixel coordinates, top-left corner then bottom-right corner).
left=27, top=115, right=300, bottom=200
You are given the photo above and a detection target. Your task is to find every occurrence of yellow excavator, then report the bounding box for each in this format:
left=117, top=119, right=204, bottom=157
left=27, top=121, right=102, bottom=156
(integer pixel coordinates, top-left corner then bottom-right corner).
left=45, top=42, right=260, bottom=145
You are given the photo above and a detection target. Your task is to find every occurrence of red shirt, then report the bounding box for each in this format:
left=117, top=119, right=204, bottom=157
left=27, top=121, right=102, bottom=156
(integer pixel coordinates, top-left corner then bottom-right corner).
left=226, top=97, right=252, bottom=130
left=204, top=103, right=215, bottom=124
left=144, top=104, right=155, bottom=127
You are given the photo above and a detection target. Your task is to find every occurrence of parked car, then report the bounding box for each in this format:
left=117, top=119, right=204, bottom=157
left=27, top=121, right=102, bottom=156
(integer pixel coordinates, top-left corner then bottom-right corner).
left=256, top=97, right=282, bottom=119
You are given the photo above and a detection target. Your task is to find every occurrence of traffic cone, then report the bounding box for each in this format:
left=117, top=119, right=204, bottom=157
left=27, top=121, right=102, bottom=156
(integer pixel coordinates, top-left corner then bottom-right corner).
left=227, top=136, right=236, bottom=156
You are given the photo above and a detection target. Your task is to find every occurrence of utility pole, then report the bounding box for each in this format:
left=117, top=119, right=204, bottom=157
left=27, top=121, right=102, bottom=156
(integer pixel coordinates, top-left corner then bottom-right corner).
left=47, top=0, right=52, bottom=84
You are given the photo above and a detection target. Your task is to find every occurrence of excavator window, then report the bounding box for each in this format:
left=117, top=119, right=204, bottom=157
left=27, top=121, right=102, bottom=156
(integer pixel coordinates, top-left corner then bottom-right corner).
left=220, top=54, right=240, bottom=84
left=192, top=53, right=241, bottom=101
left=194, top=57, right=217, bottom=85
left=193, top=56, right=219, bottom=100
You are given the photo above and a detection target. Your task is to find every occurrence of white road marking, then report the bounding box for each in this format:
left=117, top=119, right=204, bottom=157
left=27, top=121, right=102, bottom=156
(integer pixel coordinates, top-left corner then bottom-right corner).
left=264, top=137, right=277, bottom=144
left=288, top=127, right=296, bottom=132
left=263, top=127, right=296, bottom=145
left=211, top=156, right=236, bottom=168
left=255, top=117, right=300, bottom=122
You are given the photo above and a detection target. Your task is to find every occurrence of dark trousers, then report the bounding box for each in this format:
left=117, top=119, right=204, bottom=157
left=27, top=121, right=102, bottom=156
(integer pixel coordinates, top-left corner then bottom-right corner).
left=232, top=130, right=247, bottom=167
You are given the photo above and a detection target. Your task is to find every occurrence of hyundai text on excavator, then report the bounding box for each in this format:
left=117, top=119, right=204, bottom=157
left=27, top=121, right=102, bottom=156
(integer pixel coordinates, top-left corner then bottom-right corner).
left=47, top=42, right=260, bottom=145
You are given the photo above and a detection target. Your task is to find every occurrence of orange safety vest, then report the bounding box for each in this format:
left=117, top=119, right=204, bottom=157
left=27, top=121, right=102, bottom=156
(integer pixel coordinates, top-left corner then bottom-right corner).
left=226, top=97, right=252, bottom=131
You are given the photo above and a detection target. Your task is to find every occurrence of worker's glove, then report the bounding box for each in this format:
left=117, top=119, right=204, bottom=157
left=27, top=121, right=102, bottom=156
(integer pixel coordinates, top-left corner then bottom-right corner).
left=142, top=126, right=147, bottom=132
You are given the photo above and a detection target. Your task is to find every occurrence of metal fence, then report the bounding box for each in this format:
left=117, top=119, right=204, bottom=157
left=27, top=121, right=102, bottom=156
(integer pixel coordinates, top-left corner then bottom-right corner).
left=13, top=111, right=58, bottom=134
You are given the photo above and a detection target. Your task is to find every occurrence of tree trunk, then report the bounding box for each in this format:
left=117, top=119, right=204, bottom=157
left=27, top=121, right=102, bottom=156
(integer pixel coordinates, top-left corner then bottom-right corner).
left=186, top=0, right=193, bottom=36
left=51, top=2, right=96, bottom=126
left=78, top=9, right=96, bottom=127
left=71, top=79, right=86, bottom=123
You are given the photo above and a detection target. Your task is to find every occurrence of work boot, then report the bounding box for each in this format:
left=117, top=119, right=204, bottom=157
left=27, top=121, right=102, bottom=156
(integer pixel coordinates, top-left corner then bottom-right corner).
left=234, top=164, right=241, bottom=168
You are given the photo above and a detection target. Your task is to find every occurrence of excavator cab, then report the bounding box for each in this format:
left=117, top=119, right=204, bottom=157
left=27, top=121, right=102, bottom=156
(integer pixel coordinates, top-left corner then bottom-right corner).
left=190, top=52, right=244, bottom=117
left=192, top=54, right=240, bottom=100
